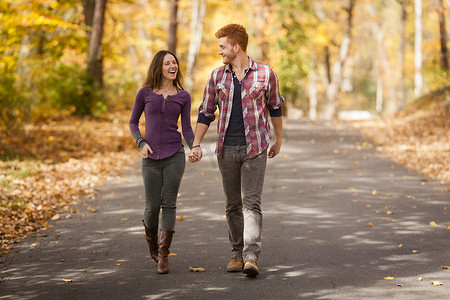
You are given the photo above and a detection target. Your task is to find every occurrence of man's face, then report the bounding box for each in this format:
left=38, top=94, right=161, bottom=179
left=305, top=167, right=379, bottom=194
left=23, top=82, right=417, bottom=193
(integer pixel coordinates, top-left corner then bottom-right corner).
left=218, top=37, right=237, bottom=65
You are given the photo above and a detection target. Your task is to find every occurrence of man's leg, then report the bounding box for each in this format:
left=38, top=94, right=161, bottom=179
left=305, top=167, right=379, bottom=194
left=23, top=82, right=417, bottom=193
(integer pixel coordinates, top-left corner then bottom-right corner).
left=218, top=145, right=244, bottom=264
left=241, top=148, right=267, bottom=275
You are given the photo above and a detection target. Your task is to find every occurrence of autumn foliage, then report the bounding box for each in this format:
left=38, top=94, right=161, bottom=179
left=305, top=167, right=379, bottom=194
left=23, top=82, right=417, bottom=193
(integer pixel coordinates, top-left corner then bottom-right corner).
left=0, top=112, right=136, bottom=255
left=355, top=87, right=450, bottom=185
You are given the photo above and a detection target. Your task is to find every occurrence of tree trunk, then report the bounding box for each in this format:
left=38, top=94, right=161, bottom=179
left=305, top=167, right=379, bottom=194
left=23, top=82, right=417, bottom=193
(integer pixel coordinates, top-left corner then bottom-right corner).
left=82, top=0, right=96, bottom=37
left=250, top=0, right=269, bottom=62
left=308, top=66, right=318, bottom=120
left=185, top=0, right=207, bottom=93
left=167, top=0, right=179, bottom=53
left=398, top=0, right=407, bottom=104
left=435, top=0, right=449, bottom=69
left=322, top=0, right=355, bottom=120
left=368, top=3, right=397, bottom=115
left=414, top=0, right=423, bottom=96
left=85, top=0, right=107, bottom=113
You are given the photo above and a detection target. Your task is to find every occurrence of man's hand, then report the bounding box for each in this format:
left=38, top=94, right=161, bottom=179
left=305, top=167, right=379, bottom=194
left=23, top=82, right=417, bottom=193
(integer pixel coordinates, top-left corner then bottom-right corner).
left=188, top=147, right=203, bottom=163
left=268, top=141, right=281, bottom=158
left=141, top=144, right=153, bottom=158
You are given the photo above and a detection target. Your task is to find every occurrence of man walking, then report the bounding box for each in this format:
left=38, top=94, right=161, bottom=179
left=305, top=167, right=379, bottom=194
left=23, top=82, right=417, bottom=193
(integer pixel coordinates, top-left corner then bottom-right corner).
left=188, top=24, right=284, bottom=277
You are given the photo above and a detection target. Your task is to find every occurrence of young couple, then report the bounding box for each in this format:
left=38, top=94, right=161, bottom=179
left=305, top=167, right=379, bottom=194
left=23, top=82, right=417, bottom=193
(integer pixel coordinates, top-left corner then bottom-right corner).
left=129, top=24, right=284, bottom=277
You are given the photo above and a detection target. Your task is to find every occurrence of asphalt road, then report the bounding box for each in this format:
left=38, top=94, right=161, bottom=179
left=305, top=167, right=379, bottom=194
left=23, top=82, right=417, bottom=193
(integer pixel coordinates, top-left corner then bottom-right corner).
left=1, top=118, right=449, bottom=300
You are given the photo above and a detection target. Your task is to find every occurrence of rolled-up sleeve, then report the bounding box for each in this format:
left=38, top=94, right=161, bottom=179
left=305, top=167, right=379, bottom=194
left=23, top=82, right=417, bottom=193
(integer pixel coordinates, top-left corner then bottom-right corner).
left=198, top=71, right=219, bottom=124
left=266, top=68, right=284, bottom=112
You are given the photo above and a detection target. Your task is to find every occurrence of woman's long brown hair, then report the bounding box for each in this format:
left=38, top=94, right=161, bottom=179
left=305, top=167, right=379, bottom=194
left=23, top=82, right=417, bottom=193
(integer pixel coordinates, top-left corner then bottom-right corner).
left=143, top=50, right=184, bottom=91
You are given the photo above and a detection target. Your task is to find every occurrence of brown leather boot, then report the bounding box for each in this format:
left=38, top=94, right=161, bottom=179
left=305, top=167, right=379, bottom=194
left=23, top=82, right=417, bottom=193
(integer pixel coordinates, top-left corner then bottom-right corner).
left=143, top=220, right=158, bottom=263
left=157, top=229, right=174, bottom=274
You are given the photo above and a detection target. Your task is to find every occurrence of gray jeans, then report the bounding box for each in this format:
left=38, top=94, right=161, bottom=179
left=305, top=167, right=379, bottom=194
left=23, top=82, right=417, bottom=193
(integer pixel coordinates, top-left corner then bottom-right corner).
left=142, top=147, right=185, bottom=231
left=218, top=145, right=267, bottom=262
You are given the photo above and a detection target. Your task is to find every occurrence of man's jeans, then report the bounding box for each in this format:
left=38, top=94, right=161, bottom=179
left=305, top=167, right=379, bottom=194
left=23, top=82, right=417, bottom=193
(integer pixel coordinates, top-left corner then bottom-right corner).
left=142, top=146, right=185, bottom=231
left=218, top=145, right=267, bottom=262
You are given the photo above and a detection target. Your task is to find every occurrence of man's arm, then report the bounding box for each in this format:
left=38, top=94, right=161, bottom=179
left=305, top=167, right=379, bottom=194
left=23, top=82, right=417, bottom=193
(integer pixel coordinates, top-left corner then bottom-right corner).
left=268, top=116, right=282, bottom=158
left=188, top=123, right=209, bottom=162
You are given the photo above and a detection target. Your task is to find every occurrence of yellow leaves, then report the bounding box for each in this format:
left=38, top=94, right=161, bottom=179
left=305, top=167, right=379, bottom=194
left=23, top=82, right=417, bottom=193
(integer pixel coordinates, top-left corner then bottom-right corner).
left=189, top=267, right=205, bottom=272
left=176, top=216, right=184, bottom=221
left=367, top=222, right=374, bottom=227
left=384, top=276, right=394, bottom=280
left=168, top=253, right=177, bottom=256
left=62, top=279, right=73, bottom=282
left=51, top=214, right=61, bottom=221
left=431, top=281, right=443, bottom=286
left=442, top=266, right=450, bottom=269
left=429, top=221, right=437, bottom=226
left=87, top=207, right=97, bottom=213
left=0, top=113, right=137, bottom=255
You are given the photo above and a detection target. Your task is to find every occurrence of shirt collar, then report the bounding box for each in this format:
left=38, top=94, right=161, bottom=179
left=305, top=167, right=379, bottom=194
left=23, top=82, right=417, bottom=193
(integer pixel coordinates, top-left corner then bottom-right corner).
left=225, top=56, right=256, bottom=73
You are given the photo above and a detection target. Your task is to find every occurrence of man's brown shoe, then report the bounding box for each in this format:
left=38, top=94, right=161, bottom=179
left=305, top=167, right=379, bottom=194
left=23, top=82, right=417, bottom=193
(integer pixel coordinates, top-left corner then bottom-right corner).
left=243, top=260, right=259, bottom=277
left=227, top=257, right=244, bottom=272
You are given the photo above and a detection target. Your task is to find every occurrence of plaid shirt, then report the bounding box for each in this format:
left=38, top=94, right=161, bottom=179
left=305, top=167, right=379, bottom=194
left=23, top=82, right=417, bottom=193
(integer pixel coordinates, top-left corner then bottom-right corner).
left=198, top=57, right=284, bottom=158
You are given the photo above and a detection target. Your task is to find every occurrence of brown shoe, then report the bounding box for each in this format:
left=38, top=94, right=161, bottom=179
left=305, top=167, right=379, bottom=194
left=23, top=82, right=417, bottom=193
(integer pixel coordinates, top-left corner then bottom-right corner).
left=227, top=257, right=244, bottom=272
left=157, top=229, right=174, bottom=274
left=143, top=220, right=158, bottom=263
left=243, top=260, right=259, bottom=277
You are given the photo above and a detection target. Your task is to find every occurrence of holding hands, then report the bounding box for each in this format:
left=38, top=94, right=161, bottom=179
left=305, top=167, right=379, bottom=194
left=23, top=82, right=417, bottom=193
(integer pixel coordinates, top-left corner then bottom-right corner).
left=188, top=146, right=202, bottom=163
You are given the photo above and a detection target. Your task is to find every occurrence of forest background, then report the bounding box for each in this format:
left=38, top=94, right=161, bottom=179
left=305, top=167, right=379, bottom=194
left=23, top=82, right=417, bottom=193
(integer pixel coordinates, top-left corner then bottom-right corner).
left=0, top=0, right=449, bottom=254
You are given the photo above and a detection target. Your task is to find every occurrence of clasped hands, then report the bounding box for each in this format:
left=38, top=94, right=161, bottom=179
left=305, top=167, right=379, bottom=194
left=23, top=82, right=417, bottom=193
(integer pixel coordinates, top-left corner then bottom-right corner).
left=188, top=147, right=202, bottom=163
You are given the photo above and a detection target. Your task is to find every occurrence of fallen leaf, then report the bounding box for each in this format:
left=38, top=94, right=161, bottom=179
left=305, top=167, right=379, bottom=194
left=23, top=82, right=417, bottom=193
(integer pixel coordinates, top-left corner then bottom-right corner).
left=442, top=266, right=450, bottom=269
left=372, top=190, right=378, bottom=196
left=431, top=281, right=443, bottom=286
left=367, top=222, right=374, bottom=227
left=387, top=211, right=393, bottom=215
left=412, top=250, right=418, bottom=253
left=397, top=283, right=404, bottom=287
left=398, top=244, right=403, bottom=248
left=120, top=218, right=128, bottom=221
left=115, top=263, right=121, bottom=266
left=429, top=221, right=437, bottom=226
left=417, top=277, right=424, bottom=281
left=88, top=207, right=97, bottom=213
left=177, top=216, right=184, bottom=221
left=189, top=266, right=205, bottom=272
left=62, top=279, right=73, bottom=282
left=51, top=214, right=61, bottom=221
left=168, top=253, right=177, bottom=256
left=384, top=276, right=394, bottom=280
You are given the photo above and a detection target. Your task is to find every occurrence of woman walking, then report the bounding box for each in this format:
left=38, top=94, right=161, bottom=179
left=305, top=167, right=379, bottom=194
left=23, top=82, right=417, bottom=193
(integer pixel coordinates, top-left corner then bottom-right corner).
left=129, top=50, right=194, bottom=274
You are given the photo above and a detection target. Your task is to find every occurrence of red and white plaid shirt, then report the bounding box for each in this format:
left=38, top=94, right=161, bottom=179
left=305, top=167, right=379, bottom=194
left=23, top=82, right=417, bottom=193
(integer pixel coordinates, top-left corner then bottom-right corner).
left=198, top=57, right=284, bottom=158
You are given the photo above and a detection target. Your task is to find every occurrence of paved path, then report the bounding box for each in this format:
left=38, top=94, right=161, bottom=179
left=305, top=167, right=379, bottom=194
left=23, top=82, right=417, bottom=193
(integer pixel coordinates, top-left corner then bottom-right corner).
left=1, top=119, right=449, bottom=300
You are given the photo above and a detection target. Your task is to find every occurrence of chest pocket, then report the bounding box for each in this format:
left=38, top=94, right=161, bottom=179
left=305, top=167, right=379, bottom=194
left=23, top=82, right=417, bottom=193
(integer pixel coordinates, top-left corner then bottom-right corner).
left=216, top=83, right=230, bottom=104
left=247, top=82, right=267, bottom=100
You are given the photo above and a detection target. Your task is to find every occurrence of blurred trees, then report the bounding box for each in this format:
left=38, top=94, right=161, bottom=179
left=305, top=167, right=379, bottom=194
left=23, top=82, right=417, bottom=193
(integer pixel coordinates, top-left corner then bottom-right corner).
left=0, top=0, right=449, bottom=128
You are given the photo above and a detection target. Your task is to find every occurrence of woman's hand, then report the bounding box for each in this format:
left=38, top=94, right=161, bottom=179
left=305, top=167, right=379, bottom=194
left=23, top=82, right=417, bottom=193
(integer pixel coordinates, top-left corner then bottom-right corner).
left=141, top=144, right=153, bottom=158
left=188, top=147, right=202, bottom=163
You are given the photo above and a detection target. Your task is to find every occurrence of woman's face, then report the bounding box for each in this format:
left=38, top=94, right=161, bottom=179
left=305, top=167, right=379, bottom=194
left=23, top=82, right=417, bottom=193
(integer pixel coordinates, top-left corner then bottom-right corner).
left=161, top=53, right=178, bottom=81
